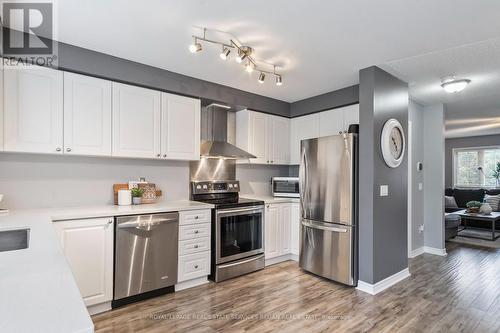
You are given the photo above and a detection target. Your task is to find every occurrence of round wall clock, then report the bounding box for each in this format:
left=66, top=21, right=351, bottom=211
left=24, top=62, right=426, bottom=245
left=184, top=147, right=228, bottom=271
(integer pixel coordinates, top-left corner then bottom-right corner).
left=381, top=118, right=405, bottom=168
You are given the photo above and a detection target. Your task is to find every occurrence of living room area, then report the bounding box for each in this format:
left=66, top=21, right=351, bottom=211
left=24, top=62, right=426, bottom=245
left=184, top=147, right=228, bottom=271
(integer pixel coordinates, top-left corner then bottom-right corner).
left=381, top=36, right=500, bottom=254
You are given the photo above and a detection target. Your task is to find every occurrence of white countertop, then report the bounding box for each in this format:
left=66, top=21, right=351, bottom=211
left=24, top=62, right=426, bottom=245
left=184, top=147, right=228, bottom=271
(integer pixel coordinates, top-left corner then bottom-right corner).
left=0, top=200, right=213, bottom=333
left=240, top=194, right=300, bottom=204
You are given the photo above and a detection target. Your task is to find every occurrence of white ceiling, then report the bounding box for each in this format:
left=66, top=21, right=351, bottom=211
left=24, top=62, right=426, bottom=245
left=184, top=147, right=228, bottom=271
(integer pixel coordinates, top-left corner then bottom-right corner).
left=382, top=38, right=500, bottom=138
left=48, top=0, right=500, bottom=103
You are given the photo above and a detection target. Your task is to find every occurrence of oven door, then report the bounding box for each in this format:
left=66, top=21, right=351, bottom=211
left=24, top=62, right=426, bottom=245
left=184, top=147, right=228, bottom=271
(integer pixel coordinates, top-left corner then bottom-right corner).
left=215, top=206, right=264, bottom=264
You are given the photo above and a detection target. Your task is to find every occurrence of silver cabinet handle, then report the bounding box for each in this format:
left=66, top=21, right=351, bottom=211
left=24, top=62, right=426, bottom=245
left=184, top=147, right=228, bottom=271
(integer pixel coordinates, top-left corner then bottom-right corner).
left=56, top=147, right=61, bottom=152
left=157, top=153, right=161, bottom=157
left=194, top=245, right=199, bottom=248
left=194, top=230, right=199, bottom=234
left=163, top=154, right=167, bottom=158
left=195, top=216, right=199, bottom=219
left=66, top=148, right=72, bottom=152
left=194, top=264, right=199, bottom=269
left=108, top=219, right=113, bottom=224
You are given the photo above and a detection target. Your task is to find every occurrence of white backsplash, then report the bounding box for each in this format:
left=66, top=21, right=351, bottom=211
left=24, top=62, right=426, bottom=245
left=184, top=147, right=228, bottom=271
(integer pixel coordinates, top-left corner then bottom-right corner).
left=236, top=164, right=289, bottom=196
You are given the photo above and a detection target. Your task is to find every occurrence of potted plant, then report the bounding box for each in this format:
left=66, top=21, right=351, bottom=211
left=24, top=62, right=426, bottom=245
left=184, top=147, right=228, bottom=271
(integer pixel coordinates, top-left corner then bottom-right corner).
left=466, top=201, right=482, bottom=214
left=493, top=162, right=500, bottom=188
left=131, top=187, right=144, bottom=205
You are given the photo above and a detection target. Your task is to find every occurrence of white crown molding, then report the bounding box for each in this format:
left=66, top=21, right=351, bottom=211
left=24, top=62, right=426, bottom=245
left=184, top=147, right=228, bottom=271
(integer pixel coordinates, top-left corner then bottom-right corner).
left=356, top=268, right=410, bottom=295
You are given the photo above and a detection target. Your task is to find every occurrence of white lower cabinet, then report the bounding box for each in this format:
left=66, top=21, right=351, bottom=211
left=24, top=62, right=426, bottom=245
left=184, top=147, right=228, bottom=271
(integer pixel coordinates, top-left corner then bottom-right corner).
left=176, top=209, right=211, bottom=290
left=265, top=203, right=300, bottom=262
left=53, top=217, right=114, bottom=308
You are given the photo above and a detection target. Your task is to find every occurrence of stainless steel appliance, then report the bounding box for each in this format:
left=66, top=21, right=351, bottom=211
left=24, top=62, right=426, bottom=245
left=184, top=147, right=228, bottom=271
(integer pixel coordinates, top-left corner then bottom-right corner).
left=113, top=212, right=178, bottom=307
left=272, top=177, right=300, bottom=197
left=191, top=180, right=265, bottom=282
left=299, top=132, right=358, bottom=286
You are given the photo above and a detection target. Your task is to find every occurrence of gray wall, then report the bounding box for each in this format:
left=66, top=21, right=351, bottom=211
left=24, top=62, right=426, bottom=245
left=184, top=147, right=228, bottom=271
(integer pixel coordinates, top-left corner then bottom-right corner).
left=445, top=134, right=500, bottom=188
left=409, top=100, right=425, bottom=252
left=359, top=66, right=408, bottom=284
left=0, top=153, right=283, bottom=209
left=289, top=85, right=359, bottom=117
left=423, top=105, right=445, bottom=250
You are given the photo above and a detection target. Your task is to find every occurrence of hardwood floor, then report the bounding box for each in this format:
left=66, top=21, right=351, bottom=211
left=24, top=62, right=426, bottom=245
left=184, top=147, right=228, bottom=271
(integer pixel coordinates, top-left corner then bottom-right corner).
left=93, top=242, right=500, bottom=332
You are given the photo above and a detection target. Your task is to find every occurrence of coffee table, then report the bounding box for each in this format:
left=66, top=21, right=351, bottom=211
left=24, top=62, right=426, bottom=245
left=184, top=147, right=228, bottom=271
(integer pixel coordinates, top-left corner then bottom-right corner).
left=454, top=209, right=500, bottom=241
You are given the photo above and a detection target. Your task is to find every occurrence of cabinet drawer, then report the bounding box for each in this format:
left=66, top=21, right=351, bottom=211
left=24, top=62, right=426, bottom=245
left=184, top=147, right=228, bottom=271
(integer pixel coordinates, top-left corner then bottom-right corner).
left=179, top=223, right=210, bottom=240
left=179, top=209, right=211, bottom=225
left=178, top=251, right=210, bottom=282
left=179, top=237, right=210, bottom=255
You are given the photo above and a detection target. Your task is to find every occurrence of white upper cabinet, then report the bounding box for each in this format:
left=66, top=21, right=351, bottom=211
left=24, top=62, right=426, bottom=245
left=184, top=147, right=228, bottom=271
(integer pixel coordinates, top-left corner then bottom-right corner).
left=236, top=110, right=289, bottom=165
left=64, top=73, right=112, bottom=156
left=269, top=115, right=290, bottom=165
left=4, top=64, right=63, bottom=154
left=112, top=82, right=161, bottom=158
left=342, top=104, right=359, bottom=130
left=161, top=92, right=200, bottom=160
left=319, top=107, right=344, bottom=137
left=290, top=113, right=320, bottom=165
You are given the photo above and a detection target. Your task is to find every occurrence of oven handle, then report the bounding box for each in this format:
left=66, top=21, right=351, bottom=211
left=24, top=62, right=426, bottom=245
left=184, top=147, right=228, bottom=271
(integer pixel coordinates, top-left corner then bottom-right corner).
left=216, top=206, right=264, bottom=216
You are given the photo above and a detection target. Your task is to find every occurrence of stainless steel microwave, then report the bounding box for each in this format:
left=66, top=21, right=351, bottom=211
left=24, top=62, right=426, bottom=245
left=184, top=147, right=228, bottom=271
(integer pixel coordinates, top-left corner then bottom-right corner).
left=272, top=177, right=300, bottom=197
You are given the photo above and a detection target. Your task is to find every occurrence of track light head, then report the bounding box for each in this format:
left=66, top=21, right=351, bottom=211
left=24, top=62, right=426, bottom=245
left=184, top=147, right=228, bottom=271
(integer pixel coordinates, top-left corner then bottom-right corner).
left=275, top=74, right=283, bottom=86
left=220, top=47, right=230, bottom=60
left=189, top=38, right=202, bottom=53
left=245, top=61, right=254, bottom=73
left=258, top=72, right=265, bottom=83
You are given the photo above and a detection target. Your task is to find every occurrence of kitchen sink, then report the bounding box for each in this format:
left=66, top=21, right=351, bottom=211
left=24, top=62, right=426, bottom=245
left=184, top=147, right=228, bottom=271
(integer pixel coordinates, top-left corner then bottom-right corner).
left=0, top=228, right=30, bottom=252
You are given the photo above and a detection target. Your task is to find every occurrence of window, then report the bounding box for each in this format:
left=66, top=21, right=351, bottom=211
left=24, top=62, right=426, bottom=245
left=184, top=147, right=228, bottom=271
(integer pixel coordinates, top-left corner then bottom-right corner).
left=454, top=147, right=500, bottom=188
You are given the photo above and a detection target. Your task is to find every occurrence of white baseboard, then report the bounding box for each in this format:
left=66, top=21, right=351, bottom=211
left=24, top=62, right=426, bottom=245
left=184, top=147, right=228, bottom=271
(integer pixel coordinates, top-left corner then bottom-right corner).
left=175, top=276, right=209, bottom=292
left=409, top=247, right=424, bottom=258
left=423, top=246, right=447, bottom=256
left=356, top=268, right=410, bottom=295
left=265, top=253, right=297, bottom=266
left=87, top=302, right=111, bottom=315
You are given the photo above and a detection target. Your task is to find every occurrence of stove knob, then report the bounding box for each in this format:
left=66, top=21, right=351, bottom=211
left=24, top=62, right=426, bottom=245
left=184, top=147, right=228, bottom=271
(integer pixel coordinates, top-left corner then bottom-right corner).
left=196, top=185, right=202, bottom=190
left=234, top=183, right=238, bottom=188
left=202, top=185, right=208, bottom=190
left=228, top=184, right=233, bottom=188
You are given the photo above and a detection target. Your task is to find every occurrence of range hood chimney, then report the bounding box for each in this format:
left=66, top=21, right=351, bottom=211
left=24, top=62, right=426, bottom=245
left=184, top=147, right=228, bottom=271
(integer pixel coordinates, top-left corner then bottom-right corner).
left=200, top=103, right=256, bottom=159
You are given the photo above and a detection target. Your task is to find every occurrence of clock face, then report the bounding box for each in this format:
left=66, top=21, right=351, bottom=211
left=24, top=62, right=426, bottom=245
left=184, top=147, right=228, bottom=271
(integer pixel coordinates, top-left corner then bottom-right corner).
left=381, top=119, right=405, bottom=168
left=389, top=127, right=403, bottom=159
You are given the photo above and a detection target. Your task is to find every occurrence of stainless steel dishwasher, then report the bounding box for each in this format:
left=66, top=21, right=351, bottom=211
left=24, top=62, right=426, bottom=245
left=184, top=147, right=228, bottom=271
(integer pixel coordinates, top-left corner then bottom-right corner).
left=113, top=212, right=178, bottom=307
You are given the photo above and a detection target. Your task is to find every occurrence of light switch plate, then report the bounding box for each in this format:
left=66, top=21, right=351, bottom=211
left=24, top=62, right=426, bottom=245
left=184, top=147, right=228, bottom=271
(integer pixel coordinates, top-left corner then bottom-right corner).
left=380, top=185, right=389, bottom=197
left=418, top=183, right=423, bottom=191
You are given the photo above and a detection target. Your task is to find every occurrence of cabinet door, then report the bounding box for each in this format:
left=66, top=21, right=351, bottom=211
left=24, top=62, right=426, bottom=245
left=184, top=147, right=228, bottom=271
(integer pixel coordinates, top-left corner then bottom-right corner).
left=249, top=111, right=269, bottom=164
left=342, top=104, right=359, bottom=131
left=290, top=113, right=319, bottom=164
left=161, top=93, right=200, bottom=160
left=265, top=204, right=280, bottom=259
left=53, top=217, right=114, bottom=307
left=290, top=203, right=300, bottom=256
left=64, top=72, right=112, bottom=156
left=112, top=83, right=161, bottom=158
left=4, top=64, right=63, bottom=154
left=280, top=204, right=292, bottom=255
left=319, top=108, right=344, bottom=137
left=270, top=115, right=290, bottom=165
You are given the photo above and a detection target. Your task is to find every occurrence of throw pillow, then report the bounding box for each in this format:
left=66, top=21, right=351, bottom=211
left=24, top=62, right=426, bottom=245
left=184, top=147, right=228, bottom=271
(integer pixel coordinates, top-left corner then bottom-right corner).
left=445, top=196, right=458, bottom=208
left=484, top=194, right=500, bottom=211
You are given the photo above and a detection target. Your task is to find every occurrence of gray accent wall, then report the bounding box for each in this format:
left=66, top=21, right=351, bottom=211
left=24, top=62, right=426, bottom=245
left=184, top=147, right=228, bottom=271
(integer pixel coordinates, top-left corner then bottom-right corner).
left=423, top=105, right=445, bottom=250
left=409, top=100, right=425, bottom=252
left=445, top=134, right=500, bottom=188
left=289, top=85, right=359, bottom=117
left=359, top=66, right=408, bottom=284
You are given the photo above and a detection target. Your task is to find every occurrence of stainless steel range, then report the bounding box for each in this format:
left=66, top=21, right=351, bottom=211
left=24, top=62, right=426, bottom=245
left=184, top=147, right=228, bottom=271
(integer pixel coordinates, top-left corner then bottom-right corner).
left=191, top=180, right=265, bottom=282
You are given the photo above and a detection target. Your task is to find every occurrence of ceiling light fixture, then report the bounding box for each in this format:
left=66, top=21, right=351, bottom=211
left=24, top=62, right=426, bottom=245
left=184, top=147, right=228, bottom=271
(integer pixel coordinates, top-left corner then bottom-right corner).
left=220, top=47, right=230, bottom=60
left=258, top=72, right=265, bottom=83
left=441, top=76, right=471, bottom=93
left=189, top=27, right=283, bottom=86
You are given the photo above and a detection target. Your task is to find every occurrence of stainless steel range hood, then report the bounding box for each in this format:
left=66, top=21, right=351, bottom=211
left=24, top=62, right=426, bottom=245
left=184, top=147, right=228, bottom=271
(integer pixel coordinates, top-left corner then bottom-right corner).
left=200, top=103, right=256, bottom=159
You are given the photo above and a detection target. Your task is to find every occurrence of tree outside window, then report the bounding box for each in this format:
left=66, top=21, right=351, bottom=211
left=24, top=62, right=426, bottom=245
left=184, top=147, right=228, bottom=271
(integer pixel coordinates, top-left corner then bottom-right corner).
left=454, top=147, right=500, bottom=188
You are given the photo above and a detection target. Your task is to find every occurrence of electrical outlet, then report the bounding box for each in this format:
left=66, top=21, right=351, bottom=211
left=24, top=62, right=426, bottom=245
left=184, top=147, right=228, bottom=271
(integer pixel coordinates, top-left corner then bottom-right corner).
left=418, top=224, right=424, bottom=233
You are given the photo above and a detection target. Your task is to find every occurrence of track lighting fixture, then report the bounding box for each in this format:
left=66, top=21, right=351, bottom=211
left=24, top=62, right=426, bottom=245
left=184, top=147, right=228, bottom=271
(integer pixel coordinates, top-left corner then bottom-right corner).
left=220, top=47, right=230, bottom=60
left=258, top=72, right=265, bottom=83
left=189, top=38, right=202, bottom=53
left=189, top=27, right=283, bottom=86
left=275, top=74, right=283, bottom=86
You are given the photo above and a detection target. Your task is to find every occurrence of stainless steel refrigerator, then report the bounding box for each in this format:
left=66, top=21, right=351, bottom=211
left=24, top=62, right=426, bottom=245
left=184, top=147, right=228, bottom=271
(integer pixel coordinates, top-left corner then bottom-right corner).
left=299, top=133, right=357, bottom=286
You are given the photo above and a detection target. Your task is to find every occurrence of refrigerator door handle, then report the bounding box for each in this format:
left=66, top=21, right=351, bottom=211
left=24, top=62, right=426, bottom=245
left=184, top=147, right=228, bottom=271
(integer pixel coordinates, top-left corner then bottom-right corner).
left=301, top=220, right=348, bottom=233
